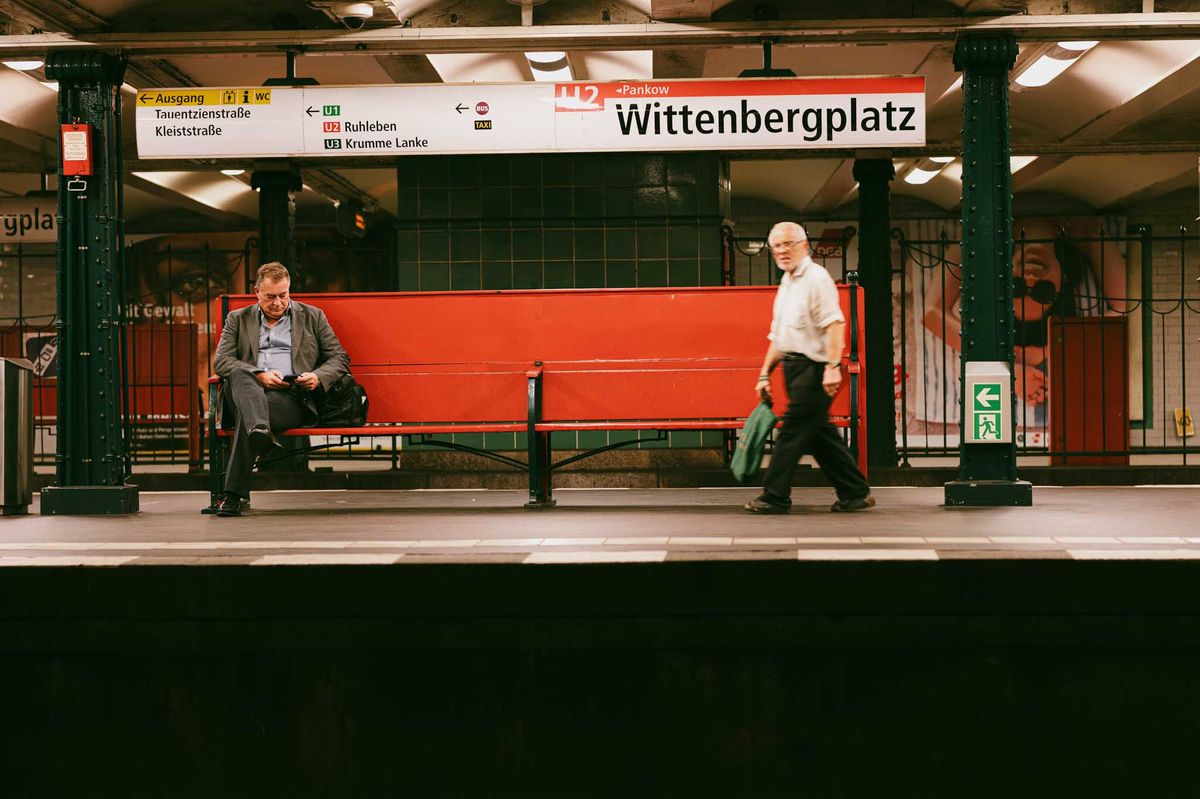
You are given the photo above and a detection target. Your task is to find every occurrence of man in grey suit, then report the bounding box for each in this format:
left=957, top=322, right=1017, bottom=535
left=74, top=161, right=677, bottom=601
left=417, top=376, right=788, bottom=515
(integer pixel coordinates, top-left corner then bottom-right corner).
left=212, top=262, right=349, bottom=516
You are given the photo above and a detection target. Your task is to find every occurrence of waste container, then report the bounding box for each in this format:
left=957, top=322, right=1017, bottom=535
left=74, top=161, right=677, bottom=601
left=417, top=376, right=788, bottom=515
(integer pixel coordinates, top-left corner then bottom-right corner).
left=0, top=357, right=34, bottom=516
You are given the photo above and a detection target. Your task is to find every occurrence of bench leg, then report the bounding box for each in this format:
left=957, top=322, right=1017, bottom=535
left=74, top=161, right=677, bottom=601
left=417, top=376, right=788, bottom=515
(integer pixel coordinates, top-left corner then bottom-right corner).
left=201, top=384, right=225, bottom=515
left=525, top=431, right=556, bottom=509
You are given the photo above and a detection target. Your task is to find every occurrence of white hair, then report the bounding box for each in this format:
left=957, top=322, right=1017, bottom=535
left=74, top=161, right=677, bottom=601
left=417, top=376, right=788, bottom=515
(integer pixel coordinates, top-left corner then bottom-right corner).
left=769, top=222, right=808, bottom=243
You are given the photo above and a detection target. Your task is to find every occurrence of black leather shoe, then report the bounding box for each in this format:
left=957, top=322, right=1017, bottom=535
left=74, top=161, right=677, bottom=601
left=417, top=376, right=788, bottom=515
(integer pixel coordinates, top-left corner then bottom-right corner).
left=831, top=495, right=876, bottom=513
left=215, top=493, right=250, bottom=517
left=248, top=425, right=280, bottom=457
left=744, top=497, right=790, bottom=515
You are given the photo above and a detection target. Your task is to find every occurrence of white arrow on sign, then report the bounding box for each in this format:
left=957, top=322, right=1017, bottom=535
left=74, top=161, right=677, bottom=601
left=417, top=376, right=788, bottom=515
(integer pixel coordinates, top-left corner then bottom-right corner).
left=975, top=386, right=999, bottom=409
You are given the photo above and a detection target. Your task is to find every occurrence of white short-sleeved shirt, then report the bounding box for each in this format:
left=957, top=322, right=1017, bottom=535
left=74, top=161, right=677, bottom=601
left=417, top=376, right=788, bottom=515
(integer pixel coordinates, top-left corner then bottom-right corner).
left=768, top=256, right=845, bottom=363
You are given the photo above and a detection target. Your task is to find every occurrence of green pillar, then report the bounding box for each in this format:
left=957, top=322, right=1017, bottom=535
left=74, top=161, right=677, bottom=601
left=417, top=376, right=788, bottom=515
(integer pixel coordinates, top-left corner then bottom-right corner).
left=250, top=163, right=302, bottom=285
left=250, top=162, right=309, bottom=472
left=944, top=33, right=1032, bottom=507
left=852, top=156, right=897, bottom=469
left=40, top=51, right=139, bottom=515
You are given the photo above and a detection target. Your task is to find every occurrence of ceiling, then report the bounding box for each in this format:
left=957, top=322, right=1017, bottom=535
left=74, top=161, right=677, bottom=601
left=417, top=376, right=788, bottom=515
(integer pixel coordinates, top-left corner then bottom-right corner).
left=0, top=0, right=1198, bottom=232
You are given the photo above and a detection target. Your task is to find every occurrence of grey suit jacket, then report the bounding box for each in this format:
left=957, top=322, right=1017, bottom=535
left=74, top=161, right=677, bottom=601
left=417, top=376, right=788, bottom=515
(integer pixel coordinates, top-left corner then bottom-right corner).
left=214, top=300, right=350, bottom=422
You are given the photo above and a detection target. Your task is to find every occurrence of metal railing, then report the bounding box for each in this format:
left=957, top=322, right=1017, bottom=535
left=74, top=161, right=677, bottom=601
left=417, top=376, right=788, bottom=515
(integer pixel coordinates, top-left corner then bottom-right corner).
left=897, top=225, right=1198, bottom=464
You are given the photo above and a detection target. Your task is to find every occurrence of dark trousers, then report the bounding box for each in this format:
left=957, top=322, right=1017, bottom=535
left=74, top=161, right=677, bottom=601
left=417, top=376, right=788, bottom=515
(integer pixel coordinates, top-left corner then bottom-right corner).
left=760, top=354, right=871, bottom=506
left=222, top=369, right=309, bottom=499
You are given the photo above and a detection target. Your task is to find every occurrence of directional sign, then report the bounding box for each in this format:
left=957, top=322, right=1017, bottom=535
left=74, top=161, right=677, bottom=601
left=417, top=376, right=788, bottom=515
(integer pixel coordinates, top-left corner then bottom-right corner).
left=965, top=364, right=1011, bottom=444
left=974, top=384, right=1000, bottom=411
left=136, top=86, right=303, bottom=158
left=135, top=76, right=925, bottom=159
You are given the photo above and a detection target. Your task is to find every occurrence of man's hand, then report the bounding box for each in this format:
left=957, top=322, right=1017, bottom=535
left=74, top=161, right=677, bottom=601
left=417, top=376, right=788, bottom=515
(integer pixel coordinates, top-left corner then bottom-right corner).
left=294, top=372, right=319, bottom=391
left=256, top=370, right=287, bottom=389
left=822, top=364, right=843, bottom=397
left=755, top=375, right=773, bottom=406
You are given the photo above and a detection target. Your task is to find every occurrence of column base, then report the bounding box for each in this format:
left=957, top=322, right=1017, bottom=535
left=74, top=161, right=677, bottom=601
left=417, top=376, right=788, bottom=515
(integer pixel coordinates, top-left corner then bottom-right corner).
left=944, top=479, right=1032, bottom=507
left=40, top=484, right=140, bottom=515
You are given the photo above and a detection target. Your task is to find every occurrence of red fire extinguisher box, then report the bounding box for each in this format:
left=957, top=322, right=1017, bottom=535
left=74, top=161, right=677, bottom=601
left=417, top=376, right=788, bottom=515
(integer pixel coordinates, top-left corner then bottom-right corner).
left=1048, top=316, right=1129, bottom=466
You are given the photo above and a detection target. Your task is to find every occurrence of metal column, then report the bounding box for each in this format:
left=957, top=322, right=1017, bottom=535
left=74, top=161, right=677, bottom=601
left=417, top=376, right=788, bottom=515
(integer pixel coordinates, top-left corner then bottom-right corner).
left=944, top=33, right=1032, bottom=506
left=251, top=163, right=302, bottom=284
left=852, top=156, right=897, bottom=469
left=39, top=51, right=139, bottom=515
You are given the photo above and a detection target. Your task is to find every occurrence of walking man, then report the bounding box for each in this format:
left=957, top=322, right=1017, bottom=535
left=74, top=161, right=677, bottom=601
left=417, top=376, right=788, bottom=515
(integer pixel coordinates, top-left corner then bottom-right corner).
left=744, top=222, right=875, bottom=514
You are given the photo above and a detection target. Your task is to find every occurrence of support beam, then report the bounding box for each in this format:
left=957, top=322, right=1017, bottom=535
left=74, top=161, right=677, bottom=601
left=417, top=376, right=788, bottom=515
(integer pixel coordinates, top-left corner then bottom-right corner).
left=852, top=155, right=897, bottom=469
left=250, top=162, right=302, bottom=284
left=4, top=15, right=1200, bottom=58
left=38, top=50, right=138, bottom=515
left=944, top=32, right=1031, bottom=508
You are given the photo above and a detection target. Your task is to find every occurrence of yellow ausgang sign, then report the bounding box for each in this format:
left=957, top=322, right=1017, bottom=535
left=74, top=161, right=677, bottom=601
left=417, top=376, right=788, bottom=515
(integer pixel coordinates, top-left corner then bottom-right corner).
left=136, top=88, right=273, bottom=107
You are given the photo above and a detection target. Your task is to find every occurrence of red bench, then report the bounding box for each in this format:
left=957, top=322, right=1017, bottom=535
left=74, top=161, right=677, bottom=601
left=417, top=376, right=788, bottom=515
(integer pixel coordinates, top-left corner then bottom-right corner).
left=206, top=283, right=866, bottom=510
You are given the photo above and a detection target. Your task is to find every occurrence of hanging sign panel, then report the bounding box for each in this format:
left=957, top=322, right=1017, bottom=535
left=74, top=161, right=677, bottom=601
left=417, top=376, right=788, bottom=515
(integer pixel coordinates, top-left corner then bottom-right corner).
left=135, top=76, right=924, bottom=159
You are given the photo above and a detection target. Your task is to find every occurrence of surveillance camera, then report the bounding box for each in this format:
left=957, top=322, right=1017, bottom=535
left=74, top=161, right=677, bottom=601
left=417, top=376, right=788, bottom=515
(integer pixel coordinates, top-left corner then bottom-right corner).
left=331, top=2, right=373, bottom=30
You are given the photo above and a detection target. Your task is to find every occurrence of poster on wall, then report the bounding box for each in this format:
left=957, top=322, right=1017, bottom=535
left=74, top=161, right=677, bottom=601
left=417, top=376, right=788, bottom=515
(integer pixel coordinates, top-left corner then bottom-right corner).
left=894, top=217, right=1131, bottom=449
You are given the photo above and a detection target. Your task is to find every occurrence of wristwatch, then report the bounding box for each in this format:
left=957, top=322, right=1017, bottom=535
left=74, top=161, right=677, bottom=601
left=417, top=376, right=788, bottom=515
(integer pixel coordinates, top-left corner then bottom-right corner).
left=826, top=361, right=841, bottom=369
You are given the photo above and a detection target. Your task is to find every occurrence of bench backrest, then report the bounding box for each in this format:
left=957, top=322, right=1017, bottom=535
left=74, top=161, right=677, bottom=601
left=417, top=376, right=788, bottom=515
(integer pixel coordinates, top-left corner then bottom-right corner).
left=222, top=285, right=865, bottom=425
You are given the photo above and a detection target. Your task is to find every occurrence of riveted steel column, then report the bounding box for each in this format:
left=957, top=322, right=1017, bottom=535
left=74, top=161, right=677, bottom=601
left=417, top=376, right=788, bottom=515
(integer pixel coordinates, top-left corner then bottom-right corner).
left=852, top=156, right=897, bottom=469
left=945, top=33, right=1032, bottom=506
left=251, top=163, right=302, bottom=283
left=40, top=51, right=139, bottom=515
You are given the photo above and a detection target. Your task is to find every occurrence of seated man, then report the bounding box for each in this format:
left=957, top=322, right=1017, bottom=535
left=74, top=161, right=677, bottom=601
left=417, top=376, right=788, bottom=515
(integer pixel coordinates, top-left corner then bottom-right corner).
left=212, top=261, right=349, bottom=516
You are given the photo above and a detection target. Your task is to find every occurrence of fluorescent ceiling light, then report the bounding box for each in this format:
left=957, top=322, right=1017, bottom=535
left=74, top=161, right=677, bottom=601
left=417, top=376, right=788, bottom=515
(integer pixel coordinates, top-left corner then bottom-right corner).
left=3, top=59, right=44, bottom=71
left=221, top=169, right=245, bottom=176
left=928, top=156, right=955, bottom=164
left=40, top=81, right=58, bottom=92
left=1014, top=55, right=1075, bottom=88
left=903, top=167, right=941, bottom=185
left=1010, top=156, right=1038, bottom=174
left=1013, top=41, right=1097, bottom=89
left=526, top=51, right=572, bottom=82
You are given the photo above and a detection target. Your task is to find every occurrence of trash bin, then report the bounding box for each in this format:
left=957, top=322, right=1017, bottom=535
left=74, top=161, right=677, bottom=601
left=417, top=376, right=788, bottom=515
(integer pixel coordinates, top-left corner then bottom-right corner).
left=0, top=357, right=34, bottom=516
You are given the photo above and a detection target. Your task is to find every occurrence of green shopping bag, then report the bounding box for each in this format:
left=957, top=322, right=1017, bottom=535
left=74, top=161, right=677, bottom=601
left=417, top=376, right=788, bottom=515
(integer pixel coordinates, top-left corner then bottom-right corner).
left=730, top=401, right=778, bottom=484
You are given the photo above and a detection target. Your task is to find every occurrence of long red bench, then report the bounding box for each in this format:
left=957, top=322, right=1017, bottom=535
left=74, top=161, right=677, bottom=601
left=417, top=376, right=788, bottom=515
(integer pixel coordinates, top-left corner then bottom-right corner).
left=206, top=283, right=866, bottom=510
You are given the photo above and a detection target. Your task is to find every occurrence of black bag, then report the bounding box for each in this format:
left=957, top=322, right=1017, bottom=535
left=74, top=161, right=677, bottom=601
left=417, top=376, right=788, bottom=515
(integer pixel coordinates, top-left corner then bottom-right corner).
left=319, top=373, right=369, bottom=426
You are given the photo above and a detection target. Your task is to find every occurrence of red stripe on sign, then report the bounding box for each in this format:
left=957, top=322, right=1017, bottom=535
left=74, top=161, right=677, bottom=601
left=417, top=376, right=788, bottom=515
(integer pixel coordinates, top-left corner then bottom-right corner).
left=561, top=76, right=924, bottom=103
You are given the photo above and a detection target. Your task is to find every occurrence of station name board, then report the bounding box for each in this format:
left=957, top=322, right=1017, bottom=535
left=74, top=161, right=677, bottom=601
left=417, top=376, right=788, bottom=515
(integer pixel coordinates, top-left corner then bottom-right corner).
left=135, top=77, right=925, bottom=159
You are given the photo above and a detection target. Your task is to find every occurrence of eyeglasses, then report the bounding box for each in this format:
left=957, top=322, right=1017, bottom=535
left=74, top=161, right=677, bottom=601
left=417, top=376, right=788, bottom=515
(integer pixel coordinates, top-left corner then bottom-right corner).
left=1013, top=277, right=1057, bottom=304
left=769, top=240, right=804, bottom=251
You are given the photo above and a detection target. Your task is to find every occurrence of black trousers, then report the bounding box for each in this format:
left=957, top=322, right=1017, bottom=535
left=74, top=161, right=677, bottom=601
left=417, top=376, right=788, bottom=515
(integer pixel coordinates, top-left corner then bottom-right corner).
left=222, top=369, right=310, bottom=499
left=760, top=354, right=871, bottom=506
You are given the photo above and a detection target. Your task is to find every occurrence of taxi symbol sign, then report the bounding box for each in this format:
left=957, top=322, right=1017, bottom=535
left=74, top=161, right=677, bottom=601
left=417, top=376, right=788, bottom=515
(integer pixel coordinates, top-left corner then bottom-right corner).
left=474, top=120, right=492, bottom=130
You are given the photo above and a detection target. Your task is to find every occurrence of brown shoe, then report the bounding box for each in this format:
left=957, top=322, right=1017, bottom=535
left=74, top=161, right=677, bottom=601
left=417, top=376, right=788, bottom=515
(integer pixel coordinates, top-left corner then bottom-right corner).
left=744, top=497, right=790, bottom=515
left=831, top=495, right=876, bottom=513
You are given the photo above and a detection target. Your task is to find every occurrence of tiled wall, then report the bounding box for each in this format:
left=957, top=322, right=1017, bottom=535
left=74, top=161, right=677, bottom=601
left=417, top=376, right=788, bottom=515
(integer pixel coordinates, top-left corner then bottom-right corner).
left=394, top=152, right=731, bottom=452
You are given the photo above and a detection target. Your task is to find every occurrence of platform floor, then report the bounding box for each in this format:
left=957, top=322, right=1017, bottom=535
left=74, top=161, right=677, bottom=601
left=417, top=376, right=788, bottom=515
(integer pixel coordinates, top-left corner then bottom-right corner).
left=1, top=485, right=1197, bottom=565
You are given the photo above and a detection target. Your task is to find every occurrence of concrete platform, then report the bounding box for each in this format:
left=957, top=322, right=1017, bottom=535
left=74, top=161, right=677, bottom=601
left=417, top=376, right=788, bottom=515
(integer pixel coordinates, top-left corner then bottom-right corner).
left=3, top=485, right=1199, bottom=565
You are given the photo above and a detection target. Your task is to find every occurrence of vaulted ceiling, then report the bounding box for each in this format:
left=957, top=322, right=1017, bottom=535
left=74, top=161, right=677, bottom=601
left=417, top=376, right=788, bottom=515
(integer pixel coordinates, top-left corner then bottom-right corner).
left=1, top=0, right=1198, bottom=231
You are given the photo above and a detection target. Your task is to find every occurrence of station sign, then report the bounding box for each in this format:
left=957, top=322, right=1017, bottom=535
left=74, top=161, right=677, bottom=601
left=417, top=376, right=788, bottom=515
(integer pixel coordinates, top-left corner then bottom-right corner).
left=0, top=197, right=58, bottom=243
left=135, top=76, right=925, bottom=159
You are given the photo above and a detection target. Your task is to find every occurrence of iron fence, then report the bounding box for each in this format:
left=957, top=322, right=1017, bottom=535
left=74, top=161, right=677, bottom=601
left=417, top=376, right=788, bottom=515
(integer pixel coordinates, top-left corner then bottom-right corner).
left=728, top=224, right=1200, bottom=465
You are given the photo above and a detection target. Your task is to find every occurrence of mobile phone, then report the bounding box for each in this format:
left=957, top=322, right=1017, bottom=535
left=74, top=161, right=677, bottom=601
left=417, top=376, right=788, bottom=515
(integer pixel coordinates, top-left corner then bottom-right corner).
left=282, top=374, right=298, bottom=383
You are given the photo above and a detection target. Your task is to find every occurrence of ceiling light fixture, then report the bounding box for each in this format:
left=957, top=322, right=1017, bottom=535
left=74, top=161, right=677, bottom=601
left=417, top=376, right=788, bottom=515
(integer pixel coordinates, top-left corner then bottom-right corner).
left=3, top=59, right=45, bottom=71
left=526, top=51, right=572, bottom=82
left=1013, top=41, right=1098, bottom=89
left=221, top=169, right=245, bottom=176
left=904, top=157, right=955, bottom=185
left=1010, top=155, right=1038, bottom=174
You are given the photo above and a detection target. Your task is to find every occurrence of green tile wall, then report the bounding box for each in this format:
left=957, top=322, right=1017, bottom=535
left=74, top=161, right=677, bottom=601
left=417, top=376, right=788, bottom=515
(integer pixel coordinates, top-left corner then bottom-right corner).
left=395, top=153, right=730, bottom=451
left=395, top=153, right=726, bottom=292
